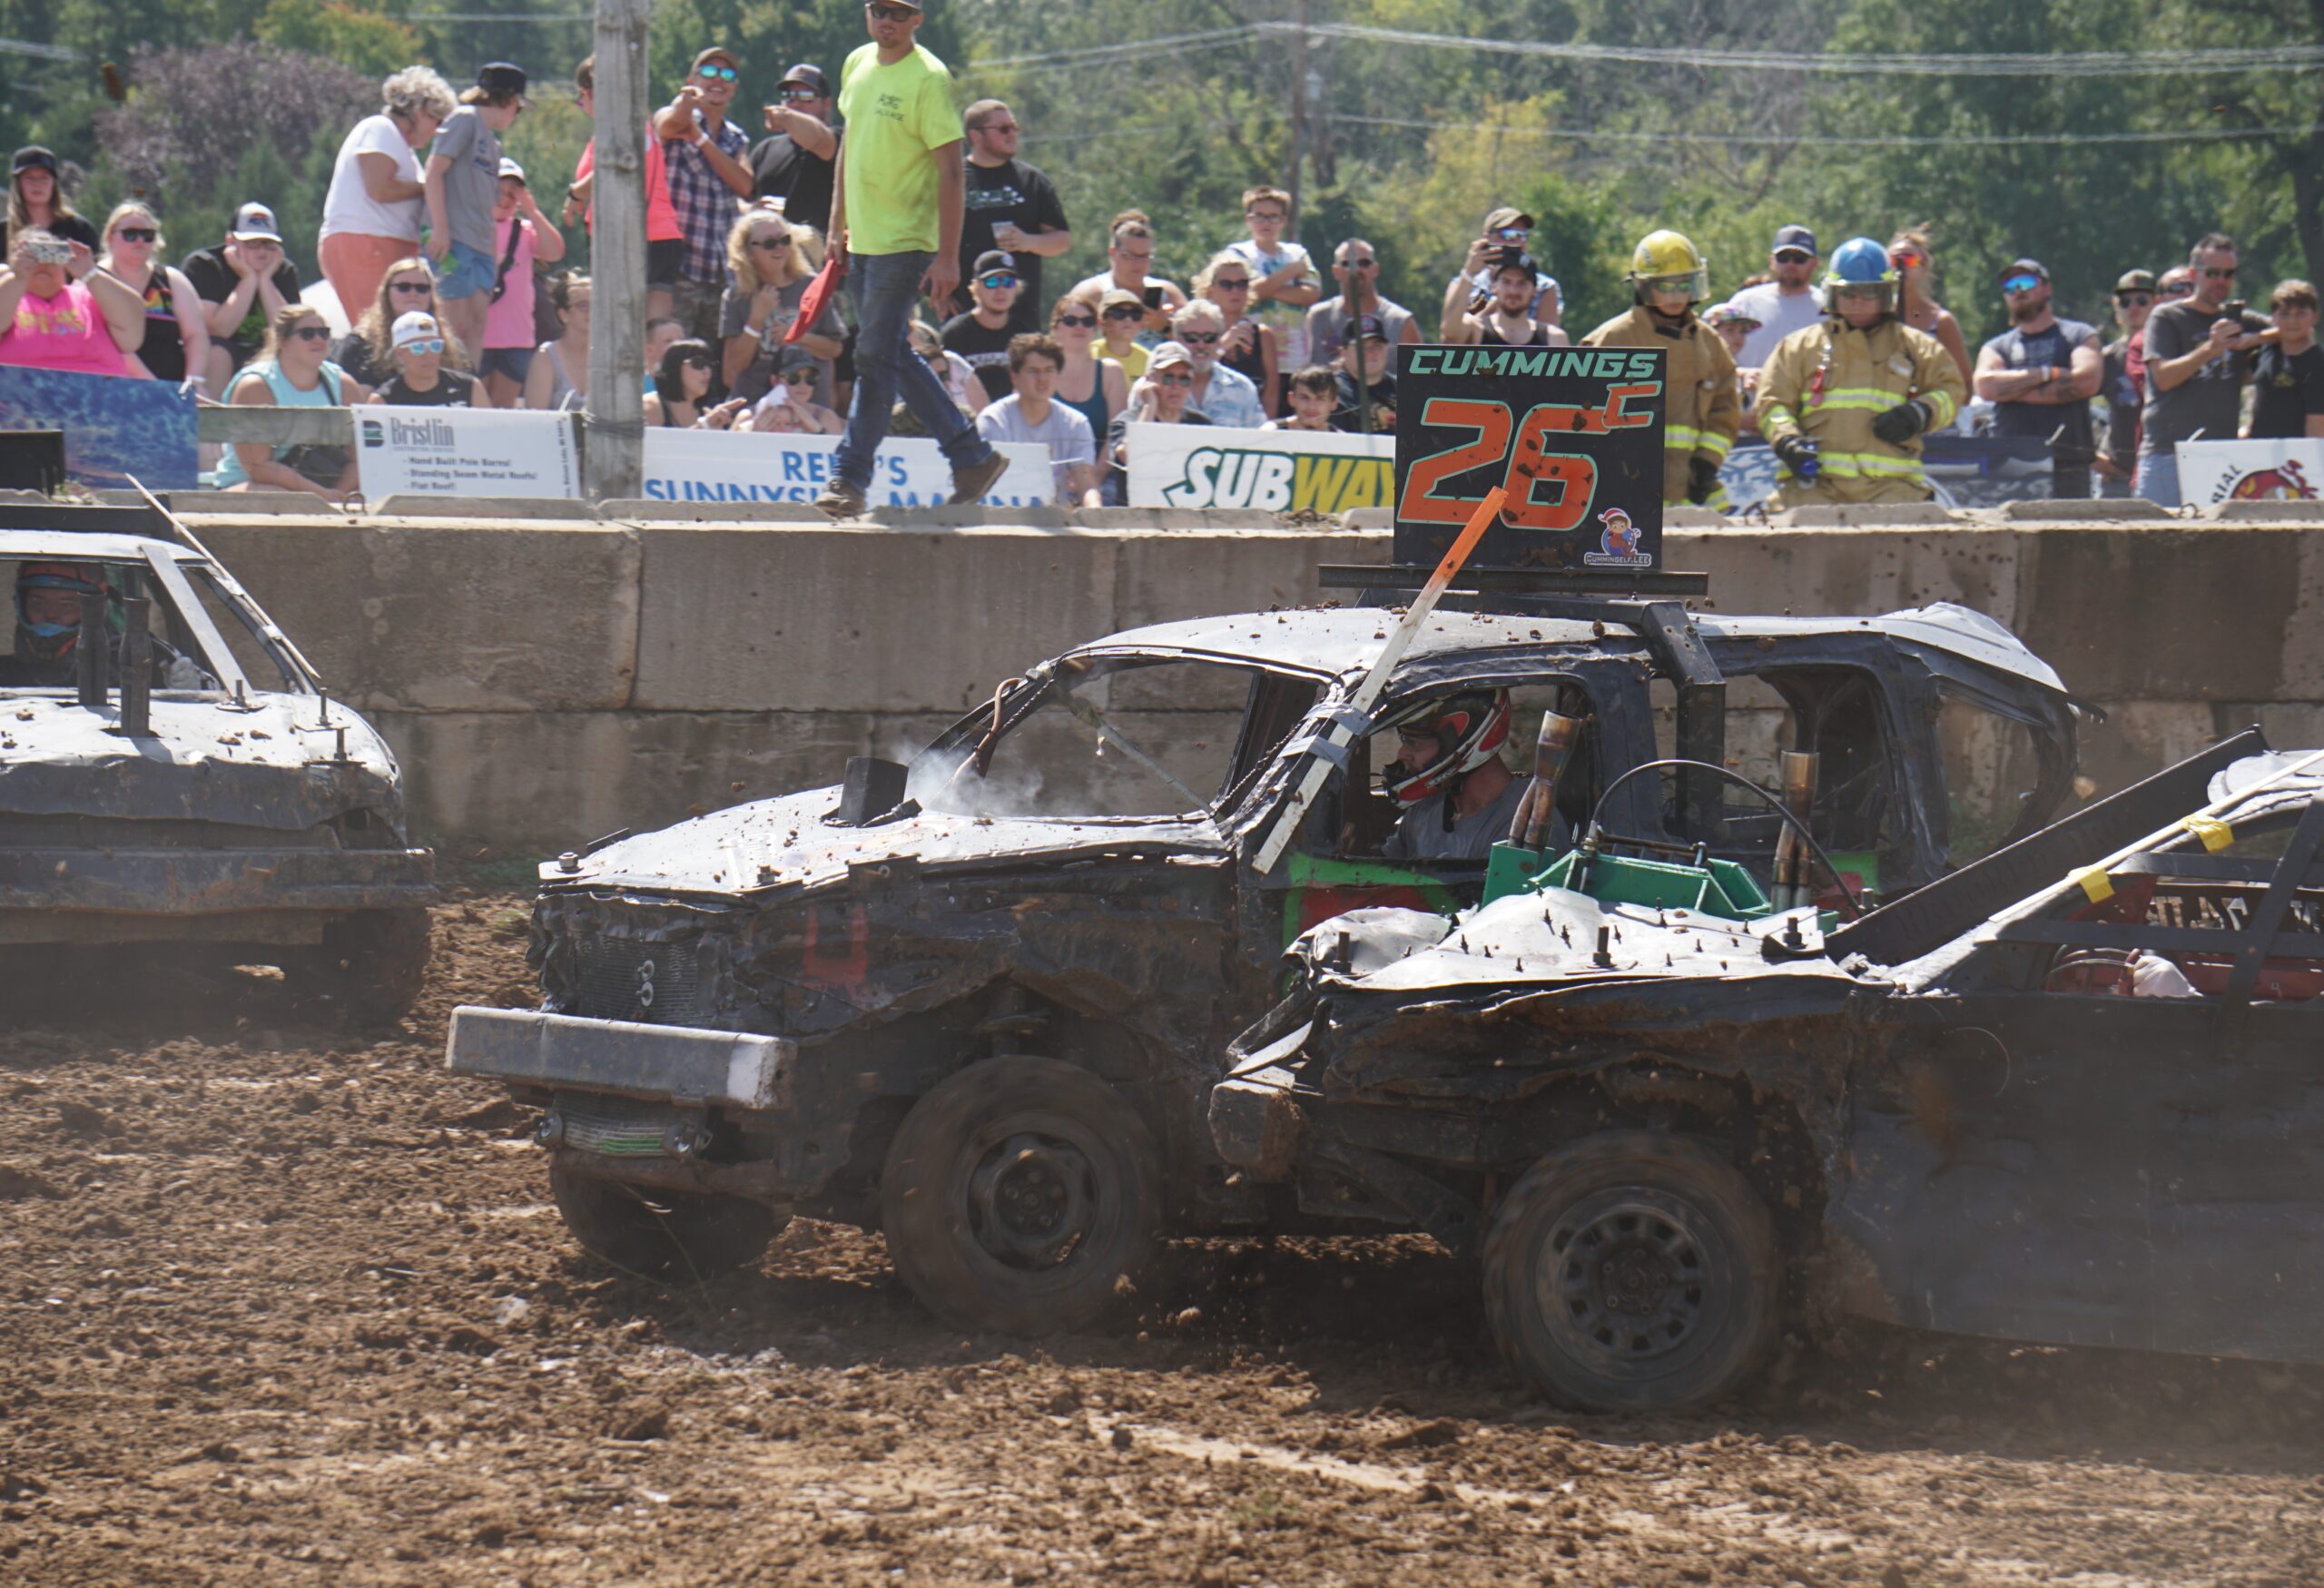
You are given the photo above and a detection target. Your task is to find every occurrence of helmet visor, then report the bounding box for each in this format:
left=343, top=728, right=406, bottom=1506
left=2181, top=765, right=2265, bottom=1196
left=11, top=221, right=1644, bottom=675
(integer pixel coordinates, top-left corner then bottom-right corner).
left=1641, top=271, right=1706, bottom=298
left=1830, top=282, right=1891, bottom=304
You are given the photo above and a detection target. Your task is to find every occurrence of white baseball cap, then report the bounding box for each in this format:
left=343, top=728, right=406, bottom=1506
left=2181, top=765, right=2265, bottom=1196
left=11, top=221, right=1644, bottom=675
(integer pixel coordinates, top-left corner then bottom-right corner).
left=391, top=311, right=443, bottom=350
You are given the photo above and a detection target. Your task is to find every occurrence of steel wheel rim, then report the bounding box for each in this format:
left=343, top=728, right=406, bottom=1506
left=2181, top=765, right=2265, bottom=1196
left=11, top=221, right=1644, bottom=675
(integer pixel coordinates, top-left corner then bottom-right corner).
left=1535, top=1189, right=1718, bottom=1376
left=965, top=1129, right=1098, bottom=1270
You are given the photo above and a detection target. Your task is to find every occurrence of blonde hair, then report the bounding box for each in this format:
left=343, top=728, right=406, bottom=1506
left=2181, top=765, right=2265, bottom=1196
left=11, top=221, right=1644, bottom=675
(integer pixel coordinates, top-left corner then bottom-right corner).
left=100, top=201, right=163, bottom=256
left=381, top=65, right=457, bottom=124
left=725, top=211, right=815, bottom=292
left=1193, top=249, right=1251, bottom=299
left=258, top=302, right=330, bottom=361
left=357, top=256, right=436, bottom=366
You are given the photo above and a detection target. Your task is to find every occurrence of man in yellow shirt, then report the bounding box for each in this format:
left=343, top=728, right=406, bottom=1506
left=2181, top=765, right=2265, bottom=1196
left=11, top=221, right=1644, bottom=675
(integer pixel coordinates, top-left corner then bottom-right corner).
left=1580, top=230, right=1739, bottom=508
left=815, top=0, right=1009, bottom=517
left=1757, top=236, right=1965, bottom=508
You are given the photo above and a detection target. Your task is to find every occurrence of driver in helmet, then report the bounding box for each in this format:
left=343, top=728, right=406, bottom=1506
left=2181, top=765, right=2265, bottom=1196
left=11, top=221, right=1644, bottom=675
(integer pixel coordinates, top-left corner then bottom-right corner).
left=1380, top=690, right=1533, bottom=862
left=0, top=561, right=110, bottom=686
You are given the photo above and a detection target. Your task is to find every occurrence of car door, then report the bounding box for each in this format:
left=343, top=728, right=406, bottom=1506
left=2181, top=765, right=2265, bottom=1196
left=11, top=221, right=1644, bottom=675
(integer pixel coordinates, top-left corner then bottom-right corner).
left=1831, top=796, right=2324, bottom=1362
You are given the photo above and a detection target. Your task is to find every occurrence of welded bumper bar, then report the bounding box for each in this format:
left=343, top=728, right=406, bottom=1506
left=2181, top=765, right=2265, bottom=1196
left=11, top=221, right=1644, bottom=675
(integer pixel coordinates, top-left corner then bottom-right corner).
left=446, top=1006, right=795, bottom=1111
left=0, top=845, right=435, bottom=914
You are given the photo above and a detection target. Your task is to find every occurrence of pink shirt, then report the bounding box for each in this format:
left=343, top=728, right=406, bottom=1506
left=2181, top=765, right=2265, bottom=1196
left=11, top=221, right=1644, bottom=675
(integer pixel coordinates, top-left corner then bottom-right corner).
left=484, top=215, right=538, bottom=350
left=0, top=281, right=130, bottom=377
left=576, top=129, right=682, bottom=242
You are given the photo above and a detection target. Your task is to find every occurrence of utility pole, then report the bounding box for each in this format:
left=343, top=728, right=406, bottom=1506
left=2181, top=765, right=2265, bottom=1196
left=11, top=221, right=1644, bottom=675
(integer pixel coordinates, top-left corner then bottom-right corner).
left=584, top=0, right=650, bottom=501
left=1285, top=0, right=1308, bottom=236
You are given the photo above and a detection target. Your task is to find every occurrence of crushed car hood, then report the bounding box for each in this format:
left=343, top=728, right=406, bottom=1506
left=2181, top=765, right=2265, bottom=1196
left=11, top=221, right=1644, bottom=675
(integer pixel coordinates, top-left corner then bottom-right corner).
left=546, top=785, right=1225, bottom=900
left=0, top=691, right=402, bottom=830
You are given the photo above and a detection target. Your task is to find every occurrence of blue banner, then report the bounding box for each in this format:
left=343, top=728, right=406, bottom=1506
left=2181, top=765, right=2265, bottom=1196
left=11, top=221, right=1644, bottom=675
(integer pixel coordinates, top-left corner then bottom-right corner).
left=0, top=364, right=199, bottom=489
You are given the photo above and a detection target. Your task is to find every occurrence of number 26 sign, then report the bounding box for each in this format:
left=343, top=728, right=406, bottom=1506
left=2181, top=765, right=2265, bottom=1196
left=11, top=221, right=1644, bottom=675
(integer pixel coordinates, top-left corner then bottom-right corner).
left=1391, top=345, right=1668, bottom=572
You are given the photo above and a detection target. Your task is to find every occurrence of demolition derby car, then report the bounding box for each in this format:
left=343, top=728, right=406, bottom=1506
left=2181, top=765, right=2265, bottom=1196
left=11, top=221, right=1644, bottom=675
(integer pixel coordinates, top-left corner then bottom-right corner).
left=0, top=498, right=433, bottom=1023
left=1211, top=729, right=2324, bottom=1412
left=449, top=591, right=2081, bottom=1333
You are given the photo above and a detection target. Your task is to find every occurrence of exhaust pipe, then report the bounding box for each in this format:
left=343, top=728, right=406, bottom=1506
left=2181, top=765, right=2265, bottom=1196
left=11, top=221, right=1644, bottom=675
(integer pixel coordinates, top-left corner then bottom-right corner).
left=1770, top=751, right=1819, bottom=909
left=113, top=597, right=152, bottom=737
left=1508, top=711, right=1583, bottom=852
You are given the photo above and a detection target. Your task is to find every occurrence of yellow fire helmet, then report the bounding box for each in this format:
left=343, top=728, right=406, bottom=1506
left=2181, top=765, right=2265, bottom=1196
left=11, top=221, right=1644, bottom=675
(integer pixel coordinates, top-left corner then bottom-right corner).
left=1629, top=230, right=1709, bottom=304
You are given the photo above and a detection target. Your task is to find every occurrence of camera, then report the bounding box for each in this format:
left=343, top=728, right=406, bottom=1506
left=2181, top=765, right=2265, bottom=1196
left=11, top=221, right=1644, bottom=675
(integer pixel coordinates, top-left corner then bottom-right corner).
left=26, top=239, right=72, bottom=266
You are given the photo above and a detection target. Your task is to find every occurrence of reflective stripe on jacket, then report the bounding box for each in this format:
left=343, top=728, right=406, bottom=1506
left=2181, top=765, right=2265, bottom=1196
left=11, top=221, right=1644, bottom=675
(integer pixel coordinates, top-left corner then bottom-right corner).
left=1757, top=317, right=1965, bottom=499
left=1580, top=305, right=1741, bottom=503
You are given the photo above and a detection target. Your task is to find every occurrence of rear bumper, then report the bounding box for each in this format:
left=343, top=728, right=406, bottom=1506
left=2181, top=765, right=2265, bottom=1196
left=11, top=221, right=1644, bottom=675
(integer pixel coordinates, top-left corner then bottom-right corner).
left=446, top=1005, right=795, bottom=1110
left=0, top=845, right=436, bottom=929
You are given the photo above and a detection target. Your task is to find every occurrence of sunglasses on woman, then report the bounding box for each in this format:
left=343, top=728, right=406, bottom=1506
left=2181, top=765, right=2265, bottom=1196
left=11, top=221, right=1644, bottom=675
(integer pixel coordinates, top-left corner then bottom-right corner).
left=1103, top=304, right=1144, bottom=321
left=390, top=280, right=434, bottom=297
left=2116, top=291, right=2154, bottom=307
left=291, top=325, right=331, bottom=342
left=750, top=235, right=791, bottom=251
left=1210, top=277, right=1250, bottom=291
left=401, top=339, right=446, bottom=356
left=1055, top=313, right=1096, bottom=329
left=114, top=227, right=157, bottom=244
left=783, top=369, right=818, bottom=385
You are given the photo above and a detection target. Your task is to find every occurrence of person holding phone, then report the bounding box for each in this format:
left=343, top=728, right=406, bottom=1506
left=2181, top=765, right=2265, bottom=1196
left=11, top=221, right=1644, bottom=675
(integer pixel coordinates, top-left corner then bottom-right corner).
left=0, top=229, right=143, bottom=376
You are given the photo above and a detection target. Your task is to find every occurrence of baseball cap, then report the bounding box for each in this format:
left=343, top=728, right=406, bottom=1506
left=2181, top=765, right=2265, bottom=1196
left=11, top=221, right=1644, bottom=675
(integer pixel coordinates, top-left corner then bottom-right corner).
left=1771, top=224, right=1817, bottom=255
left=391, top=311, right=443, bottom=350
left=1997, top=257, right=2049, bottom=285
left=1098, top=287, right=1143, bottom=314
left=774, top=344, right=819, bottom=375
left=1147, top=340, right=1195, bottom=371
left=972, top=250, right=1019, bottom=277
left=690, top=46, right=738, bottom=73
left=1705, top=301, right=1761, bottom=330
left=1483, top=205, right=1535, bottom=232
left=477, top=62, right=528, bottom=102
left=1350, top=312, right=1390, bottom=342
left=2115, top=269, right=2158, bottom=295
left=779, top=63, right=828, bottom=94
left=230, top=202, right=282, bottom=242
left=497, top=156, right=527, bottom=183
left=10, top=145, right=57, bottom=178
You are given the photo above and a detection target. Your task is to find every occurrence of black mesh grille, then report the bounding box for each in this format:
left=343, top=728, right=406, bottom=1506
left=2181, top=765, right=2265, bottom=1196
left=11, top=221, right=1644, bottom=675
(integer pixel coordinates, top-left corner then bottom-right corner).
left=571, top=937, right=704, bottom=1026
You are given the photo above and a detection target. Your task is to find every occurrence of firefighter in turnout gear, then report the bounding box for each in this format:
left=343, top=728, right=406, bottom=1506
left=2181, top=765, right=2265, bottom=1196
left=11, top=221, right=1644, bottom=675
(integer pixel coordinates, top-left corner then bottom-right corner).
left=1757, top=236, right=1965, bottom=508
left=1581, top=230, right=1739, bottom=508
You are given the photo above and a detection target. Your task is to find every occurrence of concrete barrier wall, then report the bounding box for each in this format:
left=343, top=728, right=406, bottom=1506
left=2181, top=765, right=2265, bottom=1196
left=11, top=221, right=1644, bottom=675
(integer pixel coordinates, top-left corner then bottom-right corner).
left=175, top=501, right=2324, bottom=853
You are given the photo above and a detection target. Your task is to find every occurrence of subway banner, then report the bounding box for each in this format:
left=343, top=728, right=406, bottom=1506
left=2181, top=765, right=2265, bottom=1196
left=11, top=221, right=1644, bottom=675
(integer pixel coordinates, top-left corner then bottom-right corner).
left=1393, top=344, right=1668, bottom=570
left=1124, top=422, right=1393, bottom=512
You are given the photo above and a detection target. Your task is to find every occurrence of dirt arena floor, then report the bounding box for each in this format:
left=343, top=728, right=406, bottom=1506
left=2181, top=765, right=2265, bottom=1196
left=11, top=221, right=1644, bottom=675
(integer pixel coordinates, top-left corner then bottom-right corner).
left=5, top=886, right=2323, bottom=1586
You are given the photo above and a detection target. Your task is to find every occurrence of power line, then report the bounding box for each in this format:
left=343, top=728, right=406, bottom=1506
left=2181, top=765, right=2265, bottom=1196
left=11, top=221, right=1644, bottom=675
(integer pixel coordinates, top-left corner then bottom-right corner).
left=1329, top=111, right=2319, bottom=149
left=969, top=26, right=1260, bottom=74
left=1271, top=22, right=2324, bottom=78
left=0, top=36, right=78, bottom=61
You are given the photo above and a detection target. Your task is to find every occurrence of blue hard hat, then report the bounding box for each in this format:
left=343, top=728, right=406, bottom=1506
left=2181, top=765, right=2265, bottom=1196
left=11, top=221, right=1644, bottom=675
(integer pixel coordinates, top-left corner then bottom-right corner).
left=1824, top=237, right=1897, bottom=289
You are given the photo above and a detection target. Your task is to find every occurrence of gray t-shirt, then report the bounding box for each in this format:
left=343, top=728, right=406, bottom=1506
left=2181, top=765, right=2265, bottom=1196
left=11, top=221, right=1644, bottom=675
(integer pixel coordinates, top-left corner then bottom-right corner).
left=973, top=393, right=1094, bottom=501
left=1303, top=295, right=1415, bottom=364
left=2140, top=300, right=2264, bottom=459
left=432, top=106, right=501, bottom=254
left=1382, top=774, right=1530, bottom=863
left=1727, top=283, right=1825, bottom=369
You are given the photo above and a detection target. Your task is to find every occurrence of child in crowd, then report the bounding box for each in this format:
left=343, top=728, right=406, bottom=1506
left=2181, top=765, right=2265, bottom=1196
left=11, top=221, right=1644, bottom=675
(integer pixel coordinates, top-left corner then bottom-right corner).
left=752, top=348, right=844, bottom=434
left=1264, top=365, right=1337, bottom=432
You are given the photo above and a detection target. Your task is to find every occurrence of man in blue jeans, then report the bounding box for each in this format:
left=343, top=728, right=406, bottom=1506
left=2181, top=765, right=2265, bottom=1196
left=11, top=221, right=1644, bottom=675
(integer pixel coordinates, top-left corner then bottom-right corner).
left=814, top=0, right=1008, bottom=517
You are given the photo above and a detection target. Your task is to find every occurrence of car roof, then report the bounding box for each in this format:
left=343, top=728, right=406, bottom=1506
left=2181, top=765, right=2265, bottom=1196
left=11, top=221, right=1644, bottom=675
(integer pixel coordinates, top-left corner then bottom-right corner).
left=1085, top=608, right=1626, bottom=675
left=1089, top=601, right=2063, bottom=690
left=0, top=530, right=192, bottom=564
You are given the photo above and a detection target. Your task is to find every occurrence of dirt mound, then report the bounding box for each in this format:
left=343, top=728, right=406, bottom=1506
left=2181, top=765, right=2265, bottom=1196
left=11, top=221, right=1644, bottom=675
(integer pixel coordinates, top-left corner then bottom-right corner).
left=2, top=888, right=2319, bottom=1584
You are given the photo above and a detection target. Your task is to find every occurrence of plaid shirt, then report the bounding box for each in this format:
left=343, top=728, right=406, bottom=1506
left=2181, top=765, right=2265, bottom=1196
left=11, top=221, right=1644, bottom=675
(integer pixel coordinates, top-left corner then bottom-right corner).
left=663, top=112, right=749, bottom=282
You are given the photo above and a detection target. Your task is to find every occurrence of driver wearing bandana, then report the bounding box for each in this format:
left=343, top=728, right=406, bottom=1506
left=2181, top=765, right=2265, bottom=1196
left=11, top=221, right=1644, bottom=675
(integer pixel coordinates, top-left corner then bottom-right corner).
left=0, top=561, right=200, bottom=688
left=1380, top=690, right=1534, bottom=862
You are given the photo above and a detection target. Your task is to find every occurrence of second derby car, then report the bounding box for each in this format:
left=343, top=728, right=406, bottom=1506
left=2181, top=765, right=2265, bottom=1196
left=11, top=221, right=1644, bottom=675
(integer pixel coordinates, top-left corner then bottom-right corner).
left=1213, top=730, right=2324, bottom=1411
left=450, top=595, right=2080, bottom=1333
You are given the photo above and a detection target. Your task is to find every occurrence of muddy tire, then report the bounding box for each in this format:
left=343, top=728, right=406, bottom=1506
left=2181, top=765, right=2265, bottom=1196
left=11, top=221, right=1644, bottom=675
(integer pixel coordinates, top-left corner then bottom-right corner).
left=1482, top=1130, right=1780, bottom=1414
left=549, top=1166, right=787, bottom=1280
left=291, top=908, right=432, bottom=1028
left=881, top=1056, right=1160, bottom=1336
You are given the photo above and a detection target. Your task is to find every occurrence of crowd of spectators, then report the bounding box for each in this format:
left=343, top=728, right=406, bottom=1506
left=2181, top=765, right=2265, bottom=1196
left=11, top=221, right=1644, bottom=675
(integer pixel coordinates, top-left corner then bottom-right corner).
left=1, top=28, right=2319, bottom=512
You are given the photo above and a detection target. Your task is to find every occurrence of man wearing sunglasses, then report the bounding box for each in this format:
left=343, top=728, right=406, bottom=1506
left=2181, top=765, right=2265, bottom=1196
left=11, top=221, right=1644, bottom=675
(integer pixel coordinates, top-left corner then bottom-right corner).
left=1445, top=206, right=1562, bottom=327
left=1973, top=258, right=2102, bottom=500
left=2138, top=232, right=2272, bottom=507
left=1305, top=238, right=1417, bottom=365
left=655, top=47, right=754, bottom=342
left=941, top=250, right=1025, bottom=403
left=817, top=0, right=1010, bottom=516
left=1728, top=224, right=1824, bottom=369
left=2097, top=270, right=2156, bottom=496
left=958, top=99, right=1070, bottom=333
left=749, top=64, right=839, bottom=234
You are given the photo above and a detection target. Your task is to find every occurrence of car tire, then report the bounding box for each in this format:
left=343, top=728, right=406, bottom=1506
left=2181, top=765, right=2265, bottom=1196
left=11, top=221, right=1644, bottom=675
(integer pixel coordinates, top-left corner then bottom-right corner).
left=881, top=1055, right=1161, bottom=1336
left=294, top=907, right=433, bottom=1028
left=1482, top=1130, right=1780, bottom=1414
left=549, top=1165, right=787, bottom=1280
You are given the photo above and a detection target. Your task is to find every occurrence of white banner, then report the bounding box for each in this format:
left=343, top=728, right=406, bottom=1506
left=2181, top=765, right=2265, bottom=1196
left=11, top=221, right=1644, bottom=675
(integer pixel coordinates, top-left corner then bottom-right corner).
left=2176, top=439, right=2324, bottom=508
left=355, top=406, right=580, bottom=498
left=1125, top=421, right=1394, bottom=513
left=639, top=428, right=1055, bottom=508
